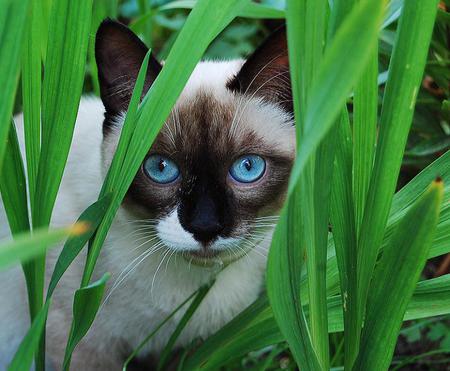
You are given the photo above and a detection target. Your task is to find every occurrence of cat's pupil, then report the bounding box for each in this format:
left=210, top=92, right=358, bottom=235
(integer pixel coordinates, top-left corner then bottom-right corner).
left=243, top=159, right=252, bottom=171
left=158, top=159, right=167, bottom=172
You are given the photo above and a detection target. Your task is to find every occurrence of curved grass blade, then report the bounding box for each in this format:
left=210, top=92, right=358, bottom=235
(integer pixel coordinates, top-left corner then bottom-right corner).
left=34, top=0, right=94, bottom=227
left=22, top=0, right=43, bottom=206
left=187, top=273, right=450, bottom=370
left=46, top=194, right=112, bottom=299
left=267, top=188, right=321, bottom=370
left=0, top=225, right=85, bottom=271
left=354, top=179, right=444, bottom=370
left=0, top=121, right=29, bottom=235
left=357, top=0, right=440, bottom=334
left=288, top=0, right=385, bottom=195
left=123, top=287, right=203, bottom=370
left=63, top=273, right=110, bottom=371
left=0, top=0, right=29, bottom=170
left=7, top=301, right=50, bottom=371
left=157, top=283, right=213, bottom=371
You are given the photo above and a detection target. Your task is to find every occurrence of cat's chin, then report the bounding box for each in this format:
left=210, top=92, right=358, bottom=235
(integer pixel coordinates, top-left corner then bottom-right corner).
left=182, top=247, right=251, bottom=267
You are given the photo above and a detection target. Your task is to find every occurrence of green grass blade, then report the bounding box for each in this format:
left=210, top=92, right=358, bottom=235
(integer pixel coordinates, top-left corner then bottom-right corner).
left=188, top=273, right=450, bottom=370
left=157, top=0, right=285, bottom=19
left=285, top=0, right=330, bottom=367
left=0, top=225, right=84, bottom=270
left=0, top=0, right=29, bottom=170
left=7, top=301, right=50, bottom=371
left=267, top=189, right=321, bottom=370
left=46, top=194, right=112, bottom=300
left=123, top=287, right=203, bottom=370
left=353, top=51, right=378, bottom=235
left=63, top=273, right=110, bottom=371
left=157, top=283, right=213, bottom=371
left=288, top=0, right=385, bottom=195
left=34, top=0, right=93, bottom=227
left=21, top=0, right=43, bottom=207
left=82, top=0, right=246, bottom=286
left=354, top=179, right=444, bottom=370
left=357, top=0, right=439, bottom=333
left=329, top=109, right=360, bottom=368
left=182, top=295, right=271, bottom=370
left=0, top=121, right=30, bottom=235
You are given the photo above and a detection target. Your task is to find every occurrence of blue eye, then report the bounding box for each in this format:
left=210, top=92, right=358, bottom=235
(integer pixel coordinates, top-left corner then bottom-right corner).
left=143, top=155, right=180, bottom=184
left=229, top=155, right=266, bottom=183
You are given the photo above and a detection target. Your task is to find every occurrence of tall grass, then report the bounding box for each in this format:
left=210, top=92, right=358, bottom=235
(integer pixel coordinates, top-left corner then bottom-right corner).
left=0, top=0, right=449, bottom=370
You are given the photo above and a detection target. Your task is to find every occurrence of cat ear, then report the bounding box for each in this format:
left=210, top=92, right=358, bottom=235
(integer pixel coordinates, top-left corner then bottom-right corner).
left=227, top=26, right=292, bottom=113
left=95, top=19, right=162, bottom=115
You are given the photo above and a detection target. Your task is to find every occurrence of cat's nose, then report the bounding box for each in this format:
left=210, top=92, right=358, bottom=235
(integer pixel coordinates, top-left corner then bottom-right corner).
left=179, top=192, right=224, bottom=244
left=189, top=219, right=224, bottom=244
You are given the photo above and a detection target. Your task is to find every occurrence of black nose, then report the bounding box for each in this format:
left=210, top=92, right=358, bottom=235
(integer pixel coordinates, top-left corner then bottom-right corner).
left=179, top=193, right=224, bottom=244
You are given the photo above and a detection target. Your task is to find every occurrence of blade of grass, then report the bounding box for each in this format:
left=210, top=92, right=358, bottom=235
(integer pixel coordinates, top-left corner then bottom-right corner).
left=7, top=301, right=50, bottom=371
left=0, top=224, right=86, bottom=270
left=34, top=0, right=93, bottom=227
left=354, top=179, right=444, bottom=370
left=356, top=0, right=439, bottom=337
left=22, top=0, right=43, bottom=208
left=157, top=282, right=213, bottom=371
left=287, top=0, right=385, bottom=195
left=0, top=0, right=29, bottom=170
left=157, top=0, right=285, bottom=19
left=267, top=188, right=321, bottom=370
left=123, top=286, right=205, bottom=371
left=0, top=121, right=30, bottom=235
left=285, top=0, right=330, bottom=367
left=46, top=194, right=112, bottom=299
left=62, top=273, right=110, bottom=371
left=329, top=109, right=360, bottom=369
left=186, top=274, right=450, bottom=370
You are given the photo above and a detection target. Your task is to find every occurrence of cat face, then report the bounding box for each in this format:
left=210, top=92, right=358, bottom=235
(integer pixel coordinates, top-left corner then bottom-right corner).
left=96, top=20, right=294, bottom=264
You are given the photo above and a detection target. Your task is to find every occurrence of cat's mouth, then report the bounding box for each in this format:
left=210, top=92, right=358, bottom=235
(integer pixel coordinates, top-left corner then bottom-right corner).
left=183, top=245, right=251, bottom=267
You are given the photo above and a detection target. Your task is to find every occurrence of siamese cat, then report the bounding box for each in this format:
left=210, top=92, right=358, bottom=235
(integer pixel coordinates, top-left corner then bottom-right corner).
left=0, top=20, right=294, bottom=370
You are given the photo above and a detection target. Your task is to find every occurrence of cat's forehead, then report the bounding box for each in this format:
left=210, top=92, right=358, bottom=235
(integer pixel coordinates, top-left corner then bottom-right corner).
left=153, top=61, right=295, bottom=160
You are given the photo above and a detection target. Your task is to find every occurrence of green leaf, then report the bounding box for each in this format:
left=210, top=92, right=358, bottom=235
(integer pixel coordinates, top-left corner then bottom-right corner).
left=0, top=0, right=29, bottom=170
left=357, top=0, right=440, bottom=330
left=288, top=0, right=385, bottom=194
left=354, top=179, right=444, bottom=370
left=8, top=301, right=50, bottom=371
left=21, top=0, right=43, bottom=206
left=157, top=283, right=212, bottom=371
left=63, top=273, right=110, bottom=370
left=186, top=274, right=450, bottom=370
left=0, top=225, right=83, bottom=270
left=46, top=194, right=112, bottom=299
left=284, top=0, right=331, bottom=367
left=157, top=0, right=285, bottom=19
left=267, top=189, right=321, bottom=370
left=123, top=286, right=205, bottom=370
left=34, top=0, right=93, bottom=227
left=0, top=121, right=29, bottom=235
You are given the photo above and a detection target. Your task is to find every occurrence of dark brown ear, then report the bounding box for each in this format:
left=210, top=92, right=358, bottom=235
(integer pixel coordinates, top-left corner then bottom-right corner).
left=95, top=19, right=162, bottom=117
left=227, top=26, right=291, bottom=113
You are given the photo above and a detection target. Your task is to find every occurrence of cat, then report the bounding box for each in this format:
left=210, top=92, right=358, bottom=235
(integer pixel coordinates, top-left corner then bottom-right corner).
left=0, top=20, right=294, bottom=370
